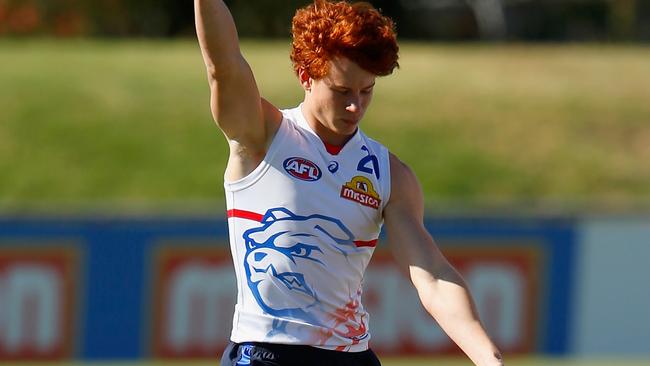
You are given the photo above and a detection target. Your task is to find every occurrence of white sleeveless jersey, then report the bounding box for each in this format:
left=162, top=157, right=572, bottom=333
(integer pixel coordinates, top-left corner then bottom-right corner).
left=224, top=105, right=391, bottom=352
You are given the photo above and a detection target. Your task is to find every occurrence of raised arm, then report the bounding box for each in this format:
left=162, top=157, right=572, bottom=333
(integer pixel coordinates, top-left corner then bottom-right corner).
left=194, top=0, right=280, bottom=179
left=383, top=154, right=503, bottom=366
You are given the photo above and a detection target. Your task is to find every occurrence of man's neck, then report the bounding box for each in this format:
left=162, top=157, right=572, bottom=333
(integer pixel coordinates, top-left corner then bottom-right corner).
left=300, top=103, right=355, bottom=147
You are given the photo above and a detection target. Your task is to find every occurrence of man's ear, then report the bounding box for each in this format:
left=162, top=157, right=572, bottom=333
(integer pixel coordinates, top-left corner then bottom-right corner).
left=298, top=68, right=312, bottom=91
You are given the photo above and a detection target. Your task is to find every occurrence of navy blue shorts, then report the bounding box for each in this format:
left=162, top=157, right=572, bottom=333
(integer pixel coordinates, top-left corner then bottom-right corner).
left=220, top=341, right=381, bottom=366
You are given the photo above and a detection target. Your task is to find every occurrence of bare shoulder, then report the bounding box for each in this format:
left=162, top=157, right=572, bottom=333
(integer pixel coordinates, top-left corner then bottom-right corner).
left=389, top=153, right=423, bottom=203
left=261, top=97, right=282, bottom=141
left=224, top=98, right=283, bottom=182
left=389, top=153, right=415, bottom=181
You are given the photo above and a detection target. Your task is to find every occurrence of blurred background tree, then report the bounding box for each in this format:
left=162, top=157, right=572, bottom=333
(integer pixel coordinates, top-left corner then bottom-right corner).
left=0, top=0, right=648, bottom=41
left=609, top=0, right=638, bottom=40
left=0, top=0, right=87, bottom=36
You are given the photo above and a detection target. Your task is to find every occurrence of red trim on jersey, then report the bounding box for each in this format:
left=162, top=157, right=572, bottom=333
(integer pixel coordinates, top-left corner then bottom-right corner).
left=323, top=141, right=343, bottom=155
left=353, top=239, right=378, bottom=248
left=227, top=209, right=263, bottom=222
left=228, top=209, right=377, bottom=248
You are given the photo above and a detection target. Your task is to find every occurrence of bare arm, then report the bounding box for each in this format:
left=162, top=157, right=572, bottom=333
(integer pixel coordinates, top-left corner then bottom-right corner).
left=194, top=0, right=280, bottom=179
left=384, top=153, right=503, bottom=366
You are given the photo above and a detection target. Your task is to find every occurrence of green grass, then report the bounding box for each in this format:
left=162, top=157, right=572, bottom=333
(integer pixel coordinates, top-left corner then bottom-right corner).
left=1, top=40, right=649, bottom=212
left=3, top=358, right=650, bottom=366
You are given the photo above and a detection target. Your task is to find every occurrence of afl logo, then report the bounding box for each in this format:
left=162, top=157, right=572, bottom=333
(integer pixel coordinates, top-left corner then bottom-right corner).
left=283, top=157, right=322, bottom=181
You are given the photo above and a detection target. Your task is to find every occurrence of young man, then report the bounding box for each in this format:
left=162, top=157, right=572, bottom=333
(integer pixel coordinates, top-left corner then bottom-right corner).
left=194, top=1, right=504, bottom=365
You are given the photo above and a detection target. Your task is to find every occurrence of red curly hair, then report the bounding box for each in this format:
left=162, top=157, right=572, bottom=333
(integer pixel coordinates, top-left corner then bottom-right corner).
left=290, top=0, right=399, bottom=79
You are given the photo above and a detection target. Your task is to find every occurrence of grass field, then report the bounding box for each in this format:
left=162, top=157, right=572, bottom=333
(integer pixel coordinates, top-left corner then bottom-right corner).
left=4, top=358, right=650, bottom=366
left=1, top=40, right=649, bottom=212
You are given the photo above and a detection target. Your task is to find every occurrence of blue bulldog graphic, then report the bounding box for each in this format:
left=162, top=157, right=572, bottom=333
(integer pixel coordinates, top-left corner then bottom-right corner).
left=242, top=207, right=358, bottom=325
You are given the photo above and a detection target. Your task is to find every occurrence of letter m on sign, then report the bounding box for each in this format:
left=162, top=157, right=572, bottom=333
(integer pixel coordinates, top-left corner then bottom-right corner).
left=151, top=244, right=237, bottom=358
left=0, top=246, right=78, bottom=361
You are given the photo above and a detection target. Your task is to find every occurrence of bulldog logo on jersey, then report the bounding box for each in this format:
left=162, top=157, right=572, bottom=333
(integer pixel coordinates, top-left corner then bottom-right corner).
left=283, top=157, right=322, bottom=181
left=340, top=176, right=381, bottom=209
left=241, top=207, right=359, bottom=330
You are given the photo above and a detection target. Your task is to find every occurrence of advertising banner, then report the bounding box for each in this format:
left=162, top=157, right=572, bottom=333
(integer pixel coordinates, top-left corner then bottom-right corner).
left=365, top=245, right=541, bottom=355
left=0, top=245, right=79, bottom=360
left=149, top=243, right=542, bottom=358
left=0, top=216, right=574, bottom=360
left=151, top=242, right=235, bottom=358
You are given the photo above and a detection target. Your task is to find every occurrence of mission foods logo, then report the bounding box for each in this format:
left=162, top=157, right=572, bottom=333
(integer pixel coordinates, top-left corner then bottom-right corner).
left=283, top=157, right=322, bottom=181
left=340, top=176, right=381, bottom=209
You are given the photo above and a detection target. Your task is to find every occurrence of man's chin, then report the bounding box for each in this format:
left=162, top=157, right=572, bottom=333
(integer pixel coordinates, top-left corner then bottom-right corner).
left=332, top=124, right=358, bottom=138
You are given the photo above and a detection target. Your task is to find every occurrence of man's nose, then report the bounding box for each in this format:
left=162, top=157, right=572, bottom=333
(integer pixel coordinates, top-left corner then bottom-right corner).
left=346, top=97, right=360, bottom=113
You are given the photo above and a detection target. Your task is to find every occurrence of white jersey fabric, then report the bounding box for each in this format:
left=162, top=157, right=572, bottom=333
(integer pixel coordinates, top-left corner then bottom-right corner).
left=224, top=105, right=391, bottom=352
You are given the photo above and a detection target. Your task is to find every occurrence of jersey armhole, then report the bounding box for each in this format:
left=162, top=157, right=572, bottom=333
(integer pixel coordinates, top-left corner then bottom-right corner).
left=224, top=117, right=289, bottom=192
